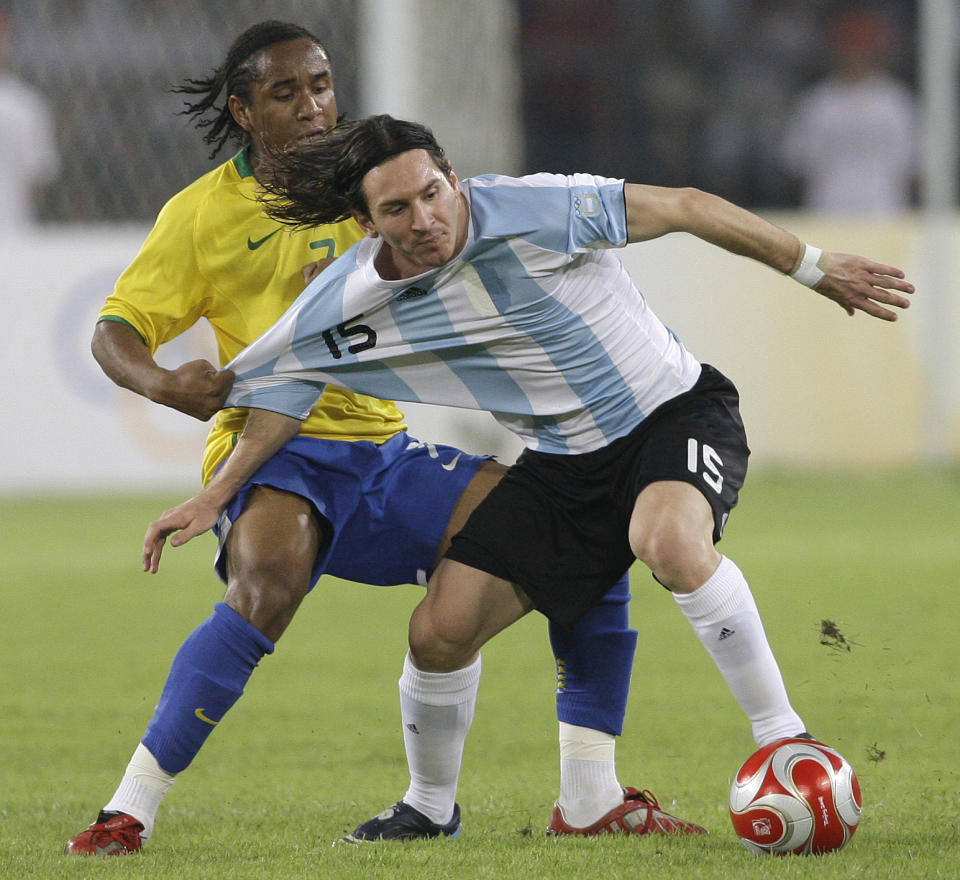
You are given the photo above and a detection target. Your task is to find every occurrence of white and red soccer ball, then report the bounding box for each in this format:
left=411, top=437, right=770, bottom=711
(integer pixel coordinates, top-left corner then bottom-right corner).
left=729, top=737, right=862, bottom=855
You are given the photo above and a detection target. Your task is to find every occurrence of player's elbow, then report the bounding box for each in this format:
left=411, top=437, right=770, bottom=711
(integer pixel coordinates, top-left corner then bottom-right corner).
left=90, top=323, right=109, bottom=370
left=671, top=186, right=712, bottom=222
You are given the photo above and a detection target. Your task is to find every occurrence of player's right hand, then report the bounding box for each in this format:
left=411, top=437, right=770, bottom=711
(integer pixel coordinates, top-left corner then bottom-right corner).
left=142, top=495, right=222, bottom=573
left=160, top=360, right=235, bottom=420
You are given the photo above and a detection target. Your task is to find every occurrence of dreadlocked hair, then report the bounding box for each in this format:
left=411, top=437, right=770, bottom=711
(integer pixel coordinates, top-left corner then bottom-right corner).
left=258, top=115, right=453, bottom=228
left=172, top=20, right=327, bottom=160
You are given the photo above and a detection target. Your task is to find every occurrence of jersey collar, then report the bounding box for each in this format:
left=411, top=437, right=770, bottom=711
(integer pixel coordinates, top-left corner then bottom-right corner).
left=232, top=146, right=255, bottom=179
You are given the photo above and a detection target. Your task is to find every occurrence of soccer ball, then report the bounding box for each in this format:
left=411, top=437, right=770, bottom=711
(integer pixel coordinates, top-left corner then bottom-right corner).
left=729, top=737, right=861, bottom=855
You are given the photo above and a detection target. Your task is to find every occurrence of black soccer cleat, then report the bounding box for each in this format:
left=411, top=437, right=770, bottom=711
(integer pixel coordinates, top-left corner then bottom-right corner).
left=337, top=800, right=462, bottom=844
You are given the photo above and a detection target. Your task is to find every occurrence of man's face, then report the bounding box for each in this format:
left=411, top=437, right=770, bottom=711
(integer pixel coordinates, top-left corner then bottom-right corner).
left=230, top=37, right=338, bottom=159
left=356, top=149, right=468, bottom=279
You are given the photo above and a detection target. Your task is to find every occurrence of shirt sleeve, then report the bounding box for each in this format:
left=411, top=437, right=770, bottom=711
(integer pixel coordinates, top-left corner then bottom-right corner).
left=467, top=173, right=628, bottom=253
left=98, top=192, right=211, bottom=354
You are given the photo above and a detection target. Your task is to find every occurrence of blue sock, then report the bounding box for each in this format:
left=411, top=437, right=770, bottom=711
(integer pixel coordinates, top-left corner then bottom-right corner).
left=550, top=573, right=637, bottom=736
left=142, top=602, right=274, bottom=773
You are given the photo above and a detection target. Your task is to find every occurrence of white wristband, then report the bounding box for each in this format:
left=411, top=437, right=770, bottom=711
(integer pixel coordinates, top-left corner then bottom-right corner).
left=790, top=243, right=825, bottom=288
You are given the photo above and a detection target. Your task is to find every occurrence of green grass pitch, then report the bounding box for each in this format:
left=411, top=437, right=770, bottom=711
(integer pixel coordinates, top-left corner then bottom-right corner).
left=1, top=468, right=958, bottom=879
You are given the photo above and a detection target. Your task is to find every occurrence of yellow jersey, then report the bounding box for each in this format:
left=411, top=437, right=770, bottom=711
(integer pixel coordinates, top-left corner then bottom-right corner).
left=99, top=147, right=406, bottom=484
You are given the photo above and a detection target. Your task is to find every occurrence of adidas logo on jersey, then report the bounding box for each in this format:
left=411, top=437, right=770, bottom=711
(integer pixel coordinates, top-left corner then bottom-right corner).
left=396, top=286, right=430, bottom=301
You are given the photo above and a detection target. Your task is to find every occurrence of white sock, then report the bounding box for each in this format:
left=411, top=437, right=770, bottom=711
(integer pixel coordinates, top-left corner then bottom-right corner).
left=673, top=556, right=805, bottom=746
left=102, top=743, right=176, bottom=840
left=556, top=722, right=623, bottom=827
left=400, top=651, right=481, bottom=826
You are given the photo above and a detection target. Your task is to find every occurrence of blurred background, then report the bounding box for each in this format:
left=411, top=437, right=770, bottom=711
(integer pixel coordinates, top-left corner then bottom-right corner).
left=0, top=0, right=957, bottom=492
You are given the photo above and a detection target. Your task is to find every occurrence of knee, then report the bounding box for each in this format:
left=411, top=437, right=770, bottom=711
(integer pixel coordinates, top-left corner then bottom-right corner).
left=229, top=552, right=309, bottom=609
left=630, top=482, right=722, bottom=592
left=408, top=602, right=477, bottom=673
left=225, top=546, right=312, bottom=641
left=223, top=492, right=322, bottom=640
left=631, top=518, right=718, bottom=593
left=631, top=514, right=678, bottom=572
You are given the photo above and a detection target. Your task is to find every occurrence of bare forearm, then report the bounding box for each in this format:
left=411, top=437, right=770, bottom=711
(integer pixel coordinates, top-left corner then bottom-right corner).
left=674, top=188, right=801, bottom=275
left=625, top=184, right=801, bottom=275
left=91, top=320, right=167, bottom=401
left=198, top=409, right=302, bottom=506
left=91, top=319, right=234, bottom=420
left=141, top=408, right=302, bottom=572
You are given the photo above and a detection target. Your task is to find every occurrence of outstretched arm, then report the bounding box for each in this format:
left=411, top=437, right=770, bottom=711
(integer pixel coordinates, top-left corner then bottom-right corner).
left=623, top=184, right=914, bottom=321
left=142, top=409, right=303, bottom=572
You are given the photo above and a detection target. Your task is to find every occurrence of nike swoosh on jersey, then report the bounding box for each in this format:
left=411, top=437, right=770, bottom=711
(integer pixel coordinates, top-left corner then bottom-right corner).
left=247, top=229, right=281, bottom=250
left=441, top=453, right=462, bottom=471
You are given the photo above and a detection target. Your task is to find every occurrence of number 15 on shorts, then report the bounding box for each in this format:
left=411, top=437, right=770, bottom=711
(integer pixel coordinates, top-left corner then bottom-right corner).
left=687, top=438, right=723, bottom=494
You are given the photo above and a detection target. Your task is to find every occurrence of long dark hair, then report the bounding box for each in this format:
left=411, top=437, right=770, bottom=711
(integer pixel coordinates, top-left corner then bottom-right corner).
left=258, top=115, right=453, bottom=227
left=172, top=20, right=328, bottom=159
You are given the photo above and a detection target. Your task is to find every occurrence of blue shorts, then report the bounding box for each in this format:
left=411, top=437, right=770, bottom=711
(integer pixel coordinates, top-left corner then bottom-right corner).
left=213, top=432, right=489, bottom=589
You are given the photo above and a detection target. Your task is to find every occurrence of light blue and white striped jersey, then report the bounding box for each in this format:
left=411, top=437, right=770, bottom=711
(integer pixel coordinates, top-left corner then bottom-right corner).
left=226, top=173, right=701, bottom=454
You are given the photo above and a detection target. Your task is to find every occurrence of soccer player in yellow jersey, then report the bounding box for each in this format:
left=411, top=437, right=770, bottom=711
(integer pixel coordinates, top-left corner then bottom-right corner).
left=65, top=21, right=685, bottom=856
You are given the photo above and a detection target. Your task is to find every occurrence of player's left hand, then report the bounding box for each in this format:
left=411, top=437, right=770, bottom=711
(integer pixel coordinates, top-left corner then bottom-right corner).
left=142, top=495, right=222, bottom=573
left=815, top=252, right=914, bottom=321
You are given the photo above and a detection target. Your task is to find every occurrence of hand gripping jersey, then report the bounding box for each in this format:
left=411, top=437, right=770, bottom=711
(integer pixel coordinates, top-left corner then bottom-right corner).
left=227, top=173, right=702, bottom=455
left=99, top=147, right=405, bottom=484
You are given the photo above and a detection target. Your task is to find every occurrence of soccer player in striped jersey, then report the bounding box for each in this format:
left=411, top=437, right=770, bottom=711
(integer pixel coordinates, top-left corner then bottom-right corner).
left=140, top=114, right=912, bottom=839
left=66, top=22, right=666, bottom=857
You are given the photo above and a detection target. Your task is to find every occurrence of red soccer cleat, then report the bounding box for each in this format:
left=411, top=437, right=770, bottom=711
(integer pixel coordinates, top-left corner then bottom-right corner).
left=547, top=787, right=708, bottom=836
left=64, top=810, right=144, bottom=856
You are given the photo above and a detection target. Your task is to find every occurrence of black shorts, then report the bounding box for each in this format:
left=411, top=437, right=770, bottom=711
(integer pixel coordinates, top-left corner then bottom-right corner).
left=445, top=364, right=750, bottom=629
